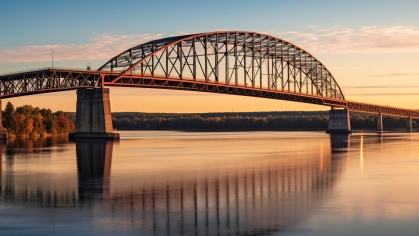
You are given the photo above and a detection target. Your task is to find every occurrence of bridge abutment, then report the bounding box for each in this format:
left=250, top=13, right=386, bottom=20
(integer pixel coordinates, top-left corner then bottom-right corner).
left=326, top=108, right=352, bottom=134
left=0, top=100, right=7, bottom=139
left=69, top=88, right=119, bottom=139
left=376, top=114, right=383, bottom=133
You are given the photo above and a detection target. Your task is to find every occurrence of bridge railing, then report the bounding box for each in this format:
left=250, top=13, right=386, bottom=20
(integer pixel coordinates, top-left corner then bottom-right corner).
left=0, top=67, right=88, bottom=76
left=0, top=67, right=125, bottom=77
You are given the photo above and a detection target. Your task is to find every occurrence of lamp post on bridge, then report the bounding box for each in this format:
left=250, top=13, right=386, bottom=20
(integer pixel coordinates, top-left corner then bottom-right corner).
left=51, top=49, right=53, bottom=69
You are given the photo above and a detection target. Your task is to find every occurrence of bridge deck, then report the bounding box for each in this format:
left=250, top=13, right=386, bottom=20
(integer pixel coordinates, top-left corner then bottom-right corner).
left=0, top=68, right=417, bottom=118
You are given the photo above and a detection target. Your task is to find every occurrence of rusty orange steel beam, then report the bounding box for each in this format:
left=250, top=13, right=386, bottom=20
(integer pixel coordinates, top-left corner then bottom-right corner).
left=0, top=68, right=417, bottom=118
left=104, top=74, right=419, bottom=118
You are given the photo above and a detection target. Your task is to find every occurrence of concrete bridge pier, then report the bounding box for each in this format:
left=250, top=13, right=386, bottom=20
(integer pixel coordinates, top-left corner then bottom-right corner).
left=406, top=117, right=413, bottom=132
left=376, top=114, right=383, bottom=133
left=69, top=88, right=119, bottom=139
left=326, top=108, right=352, bottom=134
left=0, top=100, right=7, bottom=139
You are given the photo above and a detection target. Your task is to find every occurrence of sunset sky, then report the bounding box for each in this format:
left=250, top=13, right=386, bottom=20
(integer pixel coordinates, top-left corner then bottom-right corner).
left=1, top=0, right=419, bottom=112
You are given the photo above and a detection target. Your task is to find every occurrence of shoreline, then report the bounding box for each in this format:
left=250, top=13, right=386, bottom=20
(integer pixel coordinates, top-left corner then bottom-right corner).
left=114, top=129, right=417, bottom=133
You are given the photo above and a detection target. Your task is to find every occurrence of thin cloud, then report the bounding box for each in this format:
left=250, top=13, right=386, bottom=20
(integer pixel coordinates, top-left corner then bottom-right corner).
left=213, top=28, right=231, bottom=32
left=273, top=25, right=419, bottom=54
left=347, top=93, right=419, bottom=96
left=114, top=92, right=215, bottom=97
left=373, top=73, right=417, bottom=77
left=110, top=88, right=215, bottom=96
left=168, top=31, right=194, bottom=37
left=344, top=85, right=419, bottom=89
left=3, top=25, right=419, bottom=63
left=0, top=33, right=164, bottom=63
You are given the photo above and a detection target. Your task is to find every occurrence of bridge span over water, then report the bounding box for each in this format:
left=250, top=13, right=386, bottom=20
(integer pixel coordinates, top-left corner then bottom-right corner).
left=0, top=31, right=416, bottom=138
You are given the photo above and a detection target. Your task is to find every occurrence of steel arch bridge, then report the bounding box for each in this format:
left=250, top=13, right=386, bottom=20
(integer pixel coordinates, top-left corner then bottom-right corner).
left=99, top=31, right=344, bottom=100
left=0, top=31, right=418, bottom=118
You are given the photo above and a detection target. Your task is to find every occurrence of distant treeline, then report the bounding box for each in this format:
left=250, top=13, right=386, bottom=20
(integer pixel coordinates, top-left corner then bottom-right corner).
left=5, top=102, right=415, bottom=136
left=2, top=102, right=75, bottom=138
left=104, top=111, right=416, bottom=131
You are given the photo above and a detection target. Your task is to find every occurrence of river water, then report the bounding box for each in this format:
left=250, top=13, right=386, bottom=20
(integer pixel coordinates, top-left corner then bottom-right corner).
left=0, top=131, right=418, bottom=236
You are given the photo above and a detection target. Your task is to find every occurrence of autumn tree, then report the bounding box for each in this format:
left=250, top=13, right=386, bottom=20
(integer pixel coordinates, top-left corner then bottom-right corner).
left=3, top=102, right=15, bottom=131
left=2, top=102, right=75, bottom=137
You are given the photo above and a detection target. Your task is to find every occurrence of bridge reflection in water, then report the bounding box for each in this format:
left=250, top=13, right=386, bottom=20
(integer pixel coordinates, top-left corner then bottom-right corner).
left=0, top=134, right=349, bottom=235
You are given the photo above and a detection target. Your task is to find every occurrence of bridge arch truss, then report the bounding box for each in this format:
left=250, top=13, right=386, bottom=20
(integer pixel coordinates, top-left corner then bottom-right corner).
left=99, top=31, right=345, bottom=100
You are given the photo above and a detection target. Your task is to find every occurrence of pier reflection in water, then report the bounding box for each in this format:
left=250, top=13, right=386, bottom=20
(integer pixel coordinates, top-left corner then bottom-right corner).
left=0, top=132, right=346, bottom=235
left=76, top=139, right=113, bottom=205
left=329, top=134, right=350, bottom=153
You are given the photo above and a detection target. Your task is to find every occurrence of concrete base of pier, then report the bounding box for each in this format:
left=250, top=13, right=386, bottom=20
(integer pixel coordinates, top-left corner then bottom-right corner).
left=326, top=108, right=352, bottom=134
left=69, top=88, right=119, bottom=140
left=0, top=100, right=8, bottom=139
left=69, top=132, right=119, bottom=139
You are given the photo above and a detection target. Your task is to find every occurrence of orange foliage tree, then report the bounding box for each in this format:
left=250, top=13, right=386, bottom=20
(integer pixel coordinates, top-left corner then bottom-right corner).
left=2, top=102, right=75, bottom=137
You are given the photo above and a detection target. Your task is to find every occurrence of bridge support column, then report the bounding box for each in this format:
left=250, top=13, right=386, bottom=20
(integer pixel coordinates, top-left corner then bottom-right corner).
left=0, top=100, right=7, bottom=139
left=69, top=88, right=119, bottom=139
left=376, top=114, right=383, bottom=133
left=406, top=117, right=413, bottom=132
left=326, top=108, right=351, bottom=134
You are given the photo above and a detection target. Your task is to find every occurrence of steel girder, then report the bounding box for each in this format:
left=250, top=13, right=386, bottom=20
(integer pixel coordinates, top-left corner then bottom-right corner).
left=0, top=68, right=108, bottom=98
left=99, top=31, right=345, bottom=100
left=106, top=75, right=419, bottom=118
left=346, top=101, right=419, bottom=118
left=107, top=75, right=347, bottom=108
left=0, top=68, right=418, bottom=119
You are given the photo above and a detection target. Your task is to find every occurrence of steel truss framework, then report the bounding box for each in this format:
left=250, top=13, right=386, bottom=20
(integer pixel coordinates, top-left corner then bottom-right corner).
left=99, top=31, right=344, bottom=100
left=0, top=32, right=417, bottom=119
left=0, top=68, right=104, bottom=96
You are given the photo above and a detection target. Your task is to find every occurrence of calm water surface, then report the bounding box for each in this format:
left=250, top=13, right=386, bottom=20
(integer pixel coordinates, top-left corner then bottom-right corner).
left=0, top=131, right=418, bottom=236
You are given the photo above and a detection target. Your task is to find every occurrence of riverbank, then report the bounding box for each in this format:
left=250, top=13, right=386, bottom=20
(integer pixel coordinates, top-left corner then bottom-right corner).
left=6, top=132, right=71, bottom=139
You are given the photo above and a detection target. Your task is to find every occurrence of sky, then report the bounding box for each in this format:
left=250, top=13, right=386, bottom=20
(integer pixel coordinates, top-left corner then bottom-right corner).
left=1, top=0, right=419, bottom=112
